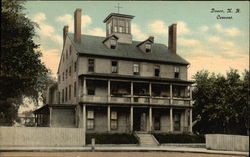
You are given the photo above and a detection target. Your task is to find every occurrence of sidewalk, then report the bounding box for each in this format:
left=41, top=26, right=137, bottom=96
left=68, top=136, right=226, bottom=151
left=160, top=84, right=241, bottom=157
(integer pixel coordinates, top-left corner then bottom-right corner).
left=0, top=146, right=248, bottom=156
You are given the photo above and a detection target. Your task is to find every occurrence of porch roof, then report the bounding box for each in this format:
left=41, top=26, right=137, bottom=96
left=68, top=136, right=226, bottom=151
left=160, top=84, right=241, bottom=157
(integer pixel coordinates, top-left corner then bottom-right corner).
left=79, top=73, right=194, bottom=84
left=33, top=104, right=77, bottom=114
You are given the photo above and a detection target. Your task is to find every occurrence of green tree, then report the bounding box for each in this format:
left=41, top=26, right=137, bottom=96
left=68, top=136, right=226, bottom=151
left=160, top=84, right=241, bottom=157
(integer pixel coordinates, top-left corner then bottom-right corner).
left=192, top=69, right=249, bottom=135
left=0, top=0, right=49, bottom=125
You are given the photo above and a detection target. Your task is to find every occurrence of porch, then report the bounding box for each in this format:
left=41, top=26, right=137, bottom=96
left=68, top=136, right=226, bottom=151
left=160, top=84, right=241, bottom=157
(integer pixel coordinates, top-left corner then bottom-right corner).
left=79, top=104, right=192, bottom=134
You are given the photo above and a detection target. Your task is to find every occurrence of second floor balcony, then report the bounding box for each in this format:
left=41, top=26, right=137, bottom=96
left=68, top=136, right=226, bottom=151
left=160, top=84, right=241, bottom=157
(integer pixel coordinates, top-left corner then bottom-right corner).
left=79, top=76, right=192, bottom=107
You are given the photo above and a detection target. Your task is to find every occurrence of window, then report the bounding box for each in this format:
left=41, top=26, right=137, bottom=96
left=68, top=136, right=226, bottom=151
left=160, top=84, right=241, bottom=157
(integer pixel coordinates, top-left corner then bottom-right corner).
left=69, top=66, right=71, bottom=76
left=62, top=89, right=64, bottom=103
left=154, top=114, right=161, bottom=130
left=119, top=26, right=123, bottom=33
left=62, top=72, right=64, bottom=81
left=111, top=61, right=118, bottom=73
left=154, top=65, right=160, bottom=77
left=58, top=75, right=61, bottom=83
left=87, top=87, right=95, bottom=95
left=69, top=85, right=71, bottom=100
left=174, top=67, right=180, bottom=79
left=87, top=110, right=94, bottom=130
left=133, top=63, right=140, bottom=75
left=74, top=61, right=77, bottom=72
left=111, top=111, right=118, bottom=130
left=125, top=21, right=129, bottom=33
left=65, top=87, right=68, bottom=102
left=110, top=39, right=117, bottom=49
left=74, top=81, right=76, bottom=97
left=174, top=113, right=181, bottom=131
left=114, top=26, right=118, bottom=32
left=58, top=91, right=60, bottom=104
left=108, top=22, right=112, bottom=34
left=88, top=59, right=95, bottom=72
left=145, top=44, right=152, bottom=53
left=69, top=45, right=72, bottom=55
left=66, top=70, right=68, bottom=79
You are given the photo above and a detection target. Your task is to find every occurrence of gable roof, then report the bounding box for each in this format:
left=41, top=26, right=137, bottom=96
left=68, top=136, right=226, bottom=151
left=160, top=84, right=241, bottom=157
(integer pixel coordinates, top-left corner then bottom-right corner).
left=68, top=33, right=189, bottom=65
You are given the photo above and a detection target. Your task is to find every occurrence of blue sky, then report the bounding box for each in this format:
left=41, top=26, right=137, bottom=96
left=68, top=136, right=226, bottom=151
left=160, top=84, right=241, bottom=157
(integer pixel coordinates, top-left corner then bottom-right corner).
left=24, top=1, right=249, bottom=79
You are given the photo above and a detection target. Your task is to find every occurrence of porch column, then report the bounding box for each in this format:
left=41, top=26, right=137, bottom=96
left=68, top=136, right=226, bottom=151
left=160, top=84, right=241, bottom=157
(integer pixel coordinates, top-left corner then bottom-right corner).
left=107, top=105, right=111, bottom=132
left=170, top=84, right=173, bottom=104
left=83, top=77, right=87, bottom=101
left=108, top=80, right=111, bottom=102
left=130, top=106, right=133, bottom=132
left=189, top=108, right=192, bottom=133
left=149, top=107, right=152, bottom=132
left=170, top=107, right=173, bottom=132
left=49, top=107, right=52, bottom=127
left=149, top=83, right=152, bottom=104
left=131, top=82, right=134, bottom=103
left=189, top=85, right=192, bottom=106
left=83, top=105, right=86, bottom=132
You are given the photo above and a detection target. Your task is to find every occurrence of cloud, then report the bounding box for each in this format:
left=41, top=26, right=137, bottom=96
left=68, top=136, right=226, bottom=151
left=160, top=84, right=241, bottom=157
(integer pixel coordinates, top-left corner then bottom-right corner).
left=208, top=36, right=221, bottom=42
left=148, top=20, right=168, bottom=34
left=86, top=28, right=105, bottom=36
left=40, top=47, right=61, bottom=77
left=179, top=38, right=200, bottom=47
left=187, top=56, right=248, bottom=80
left=56, top=14, right=92, bottom=32
left=199, top=26, right=209, bottom=32
left=33, top=12, right=62, bottom=45
left=214, top=24, right=241, bottom=36
left=131, top=23, right=147, bottom=40
left=177, top=21, right=191, bottom=35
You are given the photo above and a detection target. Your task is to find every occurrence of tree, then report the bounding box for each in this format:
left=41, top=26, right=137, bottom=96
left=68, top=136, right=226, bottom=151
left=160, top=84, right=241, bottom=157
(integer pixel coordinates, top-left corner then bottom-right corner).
left=192, top=69, right=249, bottom=135
left=0, top=0, right=49, bottom=125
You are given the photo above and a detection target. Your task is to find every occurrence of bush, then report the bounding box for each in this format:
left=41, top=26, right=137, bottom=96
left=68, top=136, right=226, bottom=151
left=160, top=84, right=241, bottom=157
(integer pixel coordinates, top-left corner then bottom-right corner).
left=86, top=133, right=139, bottom=144
left=153, top=133, right=205, bottom=143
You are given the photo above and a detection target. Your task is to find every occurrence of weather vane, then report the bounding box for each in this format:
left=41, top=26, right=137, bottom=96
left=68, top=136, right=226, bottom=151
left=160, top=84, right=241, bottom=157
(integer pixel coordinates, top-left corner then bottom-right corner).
left=115, top=3, right=123, bottom=13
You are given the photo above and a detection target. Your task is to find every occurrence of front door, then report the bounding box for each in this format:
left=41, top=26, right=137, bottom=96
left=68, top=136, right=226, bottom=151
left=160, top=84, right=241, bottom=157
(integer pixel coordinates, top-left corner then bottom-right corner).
left=133, top=109, right=147, bottom=132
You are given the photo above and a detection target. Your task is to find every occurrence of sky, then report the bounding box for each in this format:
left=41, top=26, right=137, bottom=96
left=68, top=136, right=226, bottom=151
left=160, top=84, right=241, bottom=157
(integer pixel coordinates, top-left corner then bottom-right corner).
left=20, top=1, right=249, bottom=113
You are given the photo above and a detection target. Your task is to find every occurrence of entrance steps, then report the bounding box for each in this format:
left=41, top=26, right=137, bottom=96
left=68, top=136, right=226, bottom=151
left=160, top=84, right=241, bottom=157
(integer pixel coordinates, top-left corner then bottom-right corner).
left=135, top=133, right=159, bottom=146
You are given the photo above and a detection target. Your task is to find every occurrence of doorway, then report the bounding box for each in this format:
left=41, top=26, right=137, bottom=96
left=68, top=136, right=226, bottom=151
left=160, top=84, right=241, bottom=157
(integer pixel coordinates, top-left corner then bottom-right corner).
left=133, top=108, right=147, bottom=132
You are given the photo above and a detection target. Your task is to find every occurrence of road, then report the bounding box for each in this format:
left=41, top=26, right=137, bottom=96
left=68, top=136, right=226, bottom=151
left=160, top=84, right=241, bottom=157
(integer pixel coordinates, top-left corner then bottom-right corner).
left=0, top=152, right=246, bottom=157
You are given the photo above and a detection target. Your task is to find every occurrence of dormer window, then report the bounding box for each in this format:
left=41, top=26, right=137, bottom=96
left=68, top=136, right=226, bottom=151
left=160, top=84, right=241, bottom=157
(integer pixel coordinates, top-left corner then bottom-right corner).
left=110, top=39, right=117, bottom=49
left=145, top=43, right=152, bottom=53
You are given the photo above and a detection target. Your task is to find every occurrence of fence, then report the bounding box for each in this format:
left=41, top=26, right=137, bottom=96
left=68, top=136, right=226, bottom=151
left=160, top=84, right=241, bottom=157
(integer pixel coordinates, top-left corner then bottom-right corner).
left=0, top=127, right=85, bottom=147
left=205, top=134, right=249, bottom=152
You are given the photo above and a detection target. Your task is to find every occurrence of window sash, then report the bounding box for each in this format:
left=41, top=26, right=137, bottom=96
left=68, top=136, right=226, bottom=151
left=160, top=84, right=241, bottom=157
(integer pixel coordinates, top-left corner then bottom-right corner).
left=175, top=67, right=180, bottom=72
left=87, top=119, right=94, bottom=129
left=133, top=64, right=139, bottom=73
left=111, top=120, right=117, bottom=130
left=88, top=59, right=95, bottom=72
left=111, top=111, right=117, bottom=120
left=87, top=110, right=94, bottom=119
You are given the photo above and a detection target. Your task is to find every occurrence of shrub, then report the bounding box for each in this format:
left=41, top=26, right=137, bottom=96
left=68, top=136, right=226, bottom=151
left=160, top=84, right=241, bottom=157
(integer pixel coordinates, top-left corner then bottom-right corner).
left=86, top=133, right=139, bottom=144
left=153, top=133, right=205, bottom=143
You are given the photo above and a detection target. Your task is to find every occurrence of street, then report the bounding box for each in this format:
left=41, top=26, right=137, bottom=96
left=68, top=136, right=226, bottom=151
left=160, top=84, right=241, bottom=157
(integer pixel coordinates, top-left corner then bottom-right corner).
left=0, top=152, right=246, bottom=157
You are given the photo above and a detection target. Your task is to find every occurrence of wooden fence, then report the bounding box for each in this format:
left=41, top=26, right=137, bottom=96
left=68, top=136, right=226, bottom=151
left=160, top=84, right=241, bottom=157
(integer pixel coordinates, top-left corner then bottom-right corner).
left=0, top=127, right=85, bottom=147
left=205, top=134, right=249, bottom=152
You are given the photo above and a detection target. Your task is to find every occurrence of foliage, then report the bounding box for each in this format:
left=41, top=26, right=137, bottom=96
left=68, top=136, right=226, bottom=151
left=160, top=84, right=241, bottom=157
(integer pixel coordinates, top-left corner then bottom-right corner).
left=0, top=0, right=50, bottom=125
left=192, top=69, right=249, bottom=135
left=86, top=133, right=139, bottom=144
left=153, top=133, right=205, bottom=143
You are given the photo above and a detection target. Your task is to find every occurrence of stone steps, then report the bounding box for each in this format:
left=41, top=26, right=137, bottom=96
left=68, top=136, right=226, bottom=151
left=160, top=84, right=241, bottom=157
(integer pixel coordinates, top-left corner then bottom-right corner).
left=136, top=133, right=159, bottom=146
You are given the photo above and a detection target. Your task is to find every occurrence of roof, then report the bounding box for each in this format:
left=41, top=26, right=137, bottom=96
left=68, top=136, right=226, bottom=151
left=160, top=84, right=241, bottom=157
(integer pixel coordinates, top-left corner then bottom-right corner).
left=103, top=13, right=135, bottom=23
left=68, top=33, right=189, bottom=65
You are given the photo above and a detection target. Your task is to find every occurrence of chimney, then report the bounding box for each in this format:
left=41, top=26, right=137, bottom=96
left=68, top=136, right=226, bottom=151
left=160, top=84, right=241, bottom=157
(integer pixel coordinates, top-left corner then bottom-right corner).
left=74, top=8, right=82, bottom=43
left=168, top=23, right=177, bottom=53
left=148, top=36, right=154, bottom=43
left=63, top=25, right=69, bottom=46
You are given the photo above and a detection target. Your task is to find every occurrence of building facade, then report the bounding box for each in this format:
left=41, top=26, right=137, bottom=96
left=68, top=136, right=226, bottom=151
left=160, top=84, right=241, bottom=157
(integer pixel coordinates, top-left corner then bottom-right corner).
left=34, top=9, right=193, bottom=134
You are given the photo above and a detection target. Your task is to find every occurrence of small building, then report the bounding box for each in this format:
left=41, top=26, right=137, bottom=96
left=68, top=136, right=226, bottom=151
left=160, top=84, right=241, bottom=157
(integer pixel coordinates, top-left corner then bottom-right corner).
left=34, top=9, right=193, bottom=134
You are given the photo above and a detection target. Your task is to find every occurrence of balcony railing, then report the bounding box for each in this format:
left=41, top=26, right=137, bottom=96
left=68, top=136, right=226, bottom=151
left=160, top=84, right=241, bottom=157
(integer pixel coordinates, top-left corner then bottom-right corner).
left=110, top=96, right=131, bottom=103
left=81, top=95, right=191, bottom=106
